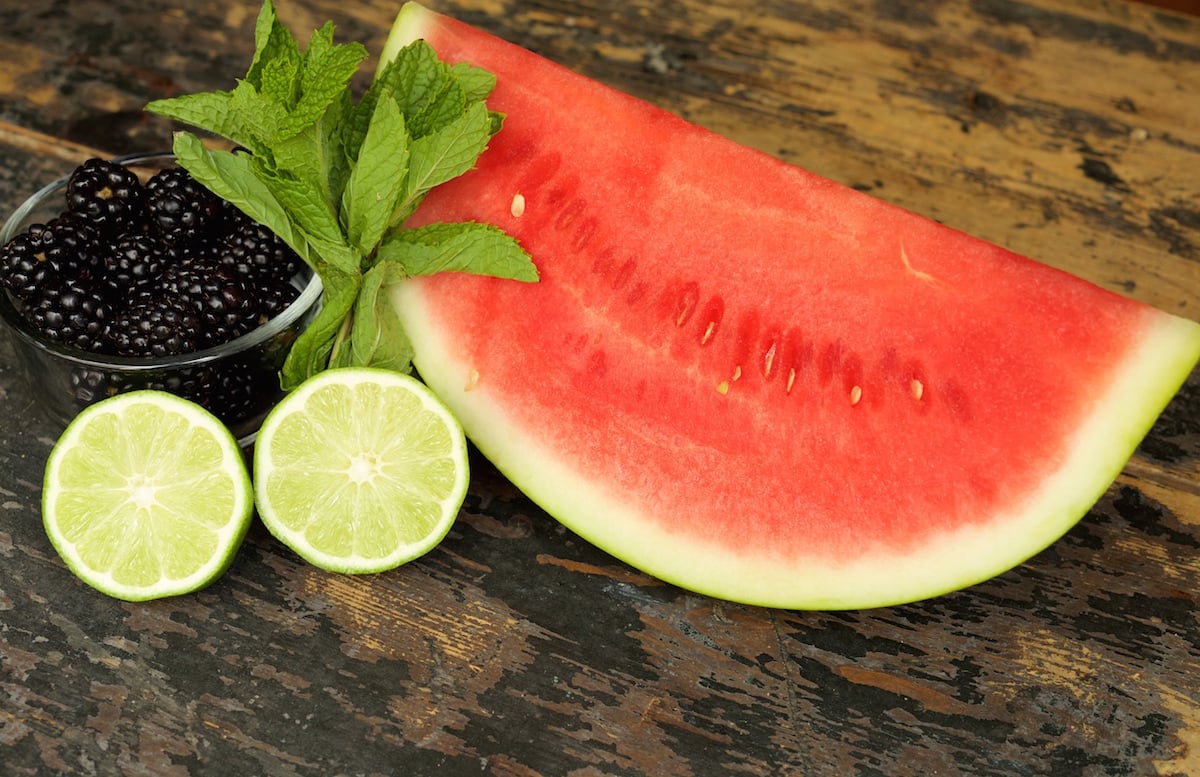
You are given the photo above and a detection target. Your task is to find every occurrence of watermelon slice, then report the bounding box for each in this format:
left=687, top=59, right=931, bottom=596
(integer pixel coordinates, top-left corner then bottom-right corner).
left=381, top=4, right=1200, bottom=609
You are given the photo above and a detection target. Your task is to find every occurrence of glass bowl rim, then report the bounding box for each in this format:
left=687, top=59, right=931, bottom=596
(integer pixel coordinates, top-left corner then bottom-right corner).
left=0, top=150, right=323, bottom=372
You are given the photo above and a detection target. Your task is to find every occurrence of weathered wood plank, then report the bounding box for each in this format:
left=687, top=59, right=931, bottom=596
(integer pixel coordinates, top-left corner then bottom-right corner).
left=0, top=1, right=1197, bottom=775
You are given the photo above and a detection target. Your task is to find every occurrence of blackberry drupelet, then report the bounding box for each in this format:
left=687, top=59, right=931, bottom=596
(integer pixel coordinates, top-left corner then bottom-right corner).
left=66, top=158, right=146, bottom=236
left=69, top=367, right=111, bottom=404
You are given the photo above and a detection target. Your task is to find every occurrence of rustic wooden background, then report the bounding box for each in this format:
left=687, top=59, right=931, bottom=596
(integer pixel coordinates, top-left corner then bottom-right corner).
left=0, top=0, right=1197, bottom=775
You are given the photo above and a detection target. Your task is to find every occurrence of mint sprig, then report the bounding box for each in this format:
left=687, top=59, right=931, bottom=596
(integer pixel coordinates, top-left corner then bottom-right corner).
left=145, top=0, right=536, bottom=390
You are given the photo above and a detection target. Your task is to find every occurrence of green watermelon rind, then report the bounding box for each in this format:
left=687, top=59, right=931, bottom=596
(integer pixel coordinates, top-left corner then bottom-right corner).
left=383, top=3, right=1200, bottom=609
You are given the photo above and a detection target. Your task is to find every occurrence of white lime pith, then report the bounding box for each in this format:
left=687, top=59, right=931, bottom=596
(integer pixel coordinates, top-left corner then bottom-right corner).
left=41, top=390, right=254, bottom=602
left=253, top=367, right=469, bottom=574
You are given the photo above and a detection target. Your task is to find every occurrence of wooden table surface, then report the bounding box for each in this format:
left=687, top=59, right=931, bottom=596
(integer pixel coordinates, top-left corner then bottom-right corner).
left=2, top=1, right=1198, bottom=775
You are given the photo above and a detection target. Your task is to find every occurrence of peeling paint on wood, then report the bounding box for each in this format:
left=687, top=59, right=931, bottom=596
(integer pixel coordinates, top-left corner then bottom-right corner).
left=0, top=0, right=1197, bottom=775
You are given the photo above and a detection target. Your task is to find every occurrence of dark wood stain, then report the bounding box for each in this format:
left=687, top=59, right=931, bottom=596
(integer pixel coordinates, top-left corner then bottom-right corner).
left=0, top=0, right=1197, bottom=775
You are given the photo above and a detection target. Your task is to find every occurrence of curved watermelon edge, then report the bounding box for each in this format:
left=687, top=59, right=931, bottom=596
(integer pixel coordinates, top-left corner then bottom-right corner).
left=382, top=3, right=1200, bottom=609
left=395, top=280, right=1199, bottom=609
left=379, top=2, right=434, bottom=72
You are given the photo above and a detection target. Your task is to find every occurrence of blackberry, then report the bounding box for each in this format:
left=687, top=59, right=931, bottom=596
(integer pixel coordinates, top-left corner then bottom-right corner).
left=109, top=294, right=202, bottom=357
left=69, top=367, right=112, bottom=404
left=0, top=214, right=102, bottom=300
left=214, top=221, right=302, bottom=286
left=6, top=156, right=312, bottom=432
left=164, top=258, right=260, bottom=346
left=102, top=230, right=166, bottom=297
left=66, top=158, right=146, bottom=236
left=46, top=213, right=106, bottom=283
left=144, top=167, right=223, bottom=247
left=186, top=363, right=268, bottom=425
left=25, top=280, right=113, bottom=353
left=0, top=229, right=56, bottom=300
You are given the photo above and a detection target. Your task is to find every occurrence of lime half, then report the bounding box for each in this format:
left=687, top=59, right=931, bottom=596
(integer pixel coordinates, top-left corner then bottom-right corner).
left=42, top=390, right=253, bottom=601
left=253, top=368, right=469, bottom=574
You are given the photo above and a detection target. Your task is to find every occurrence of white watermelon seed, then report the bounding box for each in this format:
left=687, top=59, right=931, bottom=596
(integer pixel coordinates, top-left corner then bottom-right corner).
left=762, top=343, right=777, bottom=379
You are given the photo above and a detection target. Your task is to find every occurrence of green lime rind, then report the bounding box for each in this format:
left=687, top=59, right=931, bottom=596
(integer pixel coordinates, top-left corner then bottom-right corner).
left=253, top=367, right=469, bottom=575
left=41, top=391, right=254, bottom=602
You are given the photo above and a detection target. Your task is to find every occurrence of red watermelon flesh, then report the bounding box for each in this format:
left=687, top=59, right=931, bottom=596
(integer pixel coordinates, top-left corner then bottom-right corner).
left=381, top=4, right=1200, bottom=609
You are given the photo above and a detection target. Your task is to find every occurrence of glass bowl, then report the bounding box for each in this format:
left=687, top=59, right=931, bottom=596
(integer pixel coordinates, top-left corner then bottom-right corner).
left=0, top=152, right=322, bottom=445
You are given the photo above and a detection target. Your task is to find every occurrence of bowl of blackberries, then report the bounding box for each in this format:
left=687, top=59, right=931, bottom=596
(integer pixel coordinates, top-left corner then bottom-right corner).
left=0, top=152, right=321, bottom=444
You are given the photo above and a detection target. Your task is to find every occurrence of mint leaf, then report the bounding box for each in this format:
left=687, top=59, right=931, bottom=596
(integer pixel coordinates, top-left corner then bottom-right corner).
left=342, top=95, right=409, bottom=255
left=279, top=28, right=365, bottom=139
left=271, top=119, right=334, bottom=207
left=408, top=78, right=466, bottom=139
left=343, top=41, right=434, bottom=160
left=449, top=62, right=497, bottom=104
left=393, top=100, right=493, bottom=225
left=257, top=166, right=360, bottom=275
left=410, top=100, right=493, bottom=188
left=272, top=89, right=353, bottom=210
left=148, top=1, right=535, bottom=386
left=229, top=80, right=287, bottom=151
left=260, top=49, right=301, bottom=107
left=145, top=92, right=239, bottom=140
left=376, top=42, right=446, bottom=125
left=246, top=0, right=300, bottom=92
left=378, top=222, right=538, bottom=282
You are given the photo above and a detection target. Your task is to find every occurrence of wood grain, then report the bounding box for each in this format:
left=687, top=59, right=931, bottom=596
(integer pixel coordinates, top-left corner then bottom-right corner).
left=0, top=1, right=1197, bottom=775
